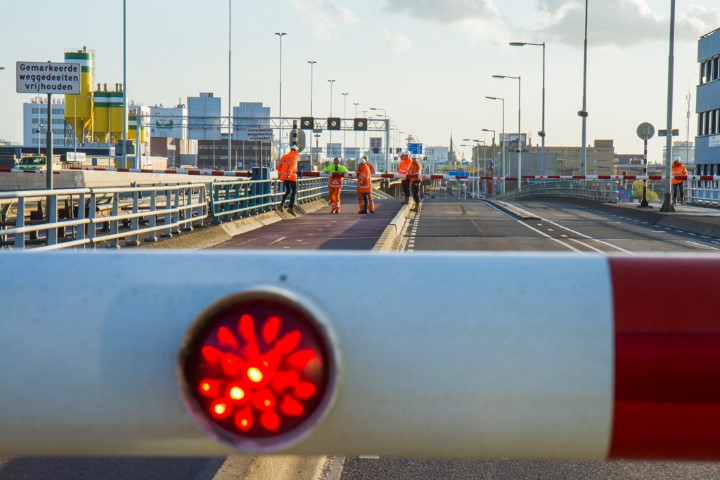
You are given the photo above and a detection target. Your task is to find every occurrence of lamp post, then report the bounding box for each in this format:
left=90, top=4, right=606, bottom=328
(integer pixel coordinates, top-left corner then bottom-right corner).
left=492, top=75, right=522, bottom=191
left=342, top=92, right=349, bottom=158
left=275, top=32, right=287, bottom=157
left=580, top=0, right=589, bottom=176
left=486, top=96, right=506, bottom=193
left=353, top=102, right=359, bottom=150
left=327, top=79, right=335, bottom=159
left=122, top=0, right=128, bottom=168
left=660, top=0, right=677, bottom=212
left=307, top=60, right=317, bottom=115
left=370, top=107, right=389, bottom=173
left=510, top=41, right=545, bottom=176
left=227, top=0, right=233, bottom=170
left=482, top=128, right=497, bottom=194
left=463, top=138, right=486, bottom=195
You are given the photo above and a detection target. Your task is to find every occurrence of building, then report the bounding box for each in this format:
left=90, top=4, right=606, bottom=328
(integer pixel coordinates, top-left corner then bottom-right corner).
left=23, top=97, right=67, bottom=149
left=664, top=141, right=695, bottom=168
left=188, top=92, right=221, bottom=141
left=149, top=104, right=188, bottom=139
left=696, top=27, right=720, bottom=175
left=233, top=102, right=271, bottom=141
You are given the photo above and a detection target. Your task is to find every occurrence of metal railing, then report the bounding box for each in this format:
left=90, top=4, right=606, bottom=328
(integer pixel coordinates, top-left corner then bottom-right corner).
left=1, top=184, right=208, bottom=250
left=211, top=177, right=328, bottom=221
left=493, top=179, right=619, bottom=203
left=2, top=177, right=330, bottom=250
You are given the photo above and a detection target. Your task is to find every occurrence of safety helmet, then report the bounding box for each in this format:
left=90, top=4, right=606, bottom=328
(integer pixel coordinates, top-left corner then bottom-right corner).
left=290, top=144, right=299, bottom=151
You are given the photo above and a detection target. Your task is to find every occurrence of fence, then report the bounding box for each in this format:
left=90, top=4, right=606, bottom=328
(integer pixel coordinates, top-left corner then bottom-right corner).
left=493, top=179, right=619, bottom=203
left=1, top=176, right=329, bottom=250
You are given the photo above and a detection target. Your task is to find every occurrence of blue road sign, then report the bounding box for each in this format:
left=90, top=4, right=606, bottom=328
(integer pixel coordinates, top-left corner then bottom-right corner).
left=408, top=143, right=423, bottom=155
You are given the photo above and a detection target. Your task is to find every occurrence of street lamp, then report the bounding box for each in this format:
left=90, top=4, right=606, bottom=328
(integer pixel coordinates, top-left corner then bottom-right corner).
left=353, top=102, right=359, bottom=150
left=482, top=128, right=497, bottom=193
left=342, top=92, right=349, bottom=158
left=510, top=41, right=545, bottom=176
left=463, top=138, right=486, bottom=195
left=486, top=96, right=506, bottom=193
left=227, top=0, right=233, bottom=170
left=275, top=32, right=287, bottom=156
left=492, top=75, right=522, bottom=191
left=370, top=107, right=389, bottom=173
left=327, top=79, right=335, bottom=159
left=307, top=60, right=317, bottom=115
left=580, top=0, right=589, bottom=176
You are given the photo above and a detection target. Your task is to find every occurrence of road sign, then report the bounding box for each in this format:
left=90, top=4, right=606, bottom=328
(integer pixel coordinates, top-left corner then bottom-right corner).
left=636, top=122, right=655, bottom=140
left=658, top=129, right=679, bottom=137
left=300, top=117, right=314, bottom=130
left=327, top=117, right=341, bottom=130
left=408, top=143, right=423, bottom=155
left=16, top=61, right=81, bottom=94
left=247, top=127, right=274, bottom=141
left=353, top=118, right=367, bottom=131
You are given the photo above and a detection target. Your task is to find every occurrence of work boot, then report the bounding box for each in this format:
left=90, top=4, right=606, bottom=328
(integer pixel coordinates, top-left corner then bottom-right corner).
left=359, top=210, right=367, bottom=214
left=411, top=205, right=419, bottom=212
left=277, top=205, right=284, bottom=212
left=288, top=207, right=296, bottom=216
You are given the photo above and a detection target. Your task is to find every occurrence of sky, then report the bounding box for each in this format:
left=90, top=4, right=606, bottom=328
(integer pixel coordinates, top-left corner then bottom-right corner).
left=1, top=0, right=719, bottom=163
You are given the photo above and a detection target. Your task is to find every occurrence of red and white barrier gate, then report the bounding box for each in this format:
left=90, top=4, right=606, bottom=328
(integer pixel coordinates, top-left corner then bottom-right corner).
left=0, top=253, right=717, bottom=459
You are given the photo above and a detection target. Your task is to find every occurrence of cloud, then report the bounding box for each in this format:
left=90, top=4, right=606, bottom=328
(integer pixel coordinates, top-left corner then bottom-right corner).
left=383, top=0, right=503, bottom=24
left=384, top=30, right=413, bottom=53
left=534, top=0, right=720, bottom=47
left=382, top=0, right=511, bottom=44
left=290, top=0, right=360, bottom=41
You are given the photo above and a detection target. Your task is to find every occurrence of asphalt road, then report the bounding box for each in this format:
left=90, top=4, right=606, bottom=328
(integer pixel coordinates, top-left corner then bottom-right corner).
left=5, top=197, right=719, bottom=479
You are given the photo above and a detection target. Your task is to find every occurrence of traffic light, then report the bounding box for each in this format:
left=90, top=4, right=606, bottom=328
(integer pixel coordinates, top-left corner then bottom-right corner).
left=327, top=117, right=341, bottom=131
left=300, top=117, right=314, bottom=130
left=289, top=129, right=299, bottom=148
left=178, top=288, right=339, bottom=452
left=353, top=118, right=367, bottom=131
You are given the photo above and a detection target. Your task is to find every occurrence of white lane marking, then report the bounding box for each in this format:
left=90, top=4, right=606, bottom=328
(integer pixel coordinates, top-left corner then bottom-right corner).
left=359, top=455, right=381, bottom=459
left=533, top=216, right=636, bottom=255
left=269, top=236, right=286, bottom=245
left=570, top=238, right=607, bottom=254
left=486, top=204, right=582, bottom=252
left=685, top=240, right=720, bottom=251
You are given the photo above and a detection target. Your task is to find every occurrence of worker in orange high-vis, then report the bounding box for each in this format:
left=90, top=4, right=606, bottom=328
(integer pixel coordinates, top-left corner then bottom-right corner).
left=356, top=155, right=375, bottom=214
left=278, top=144, right=299, bottom=215
left=398, top=150, right=413, bottom=205
left=410, top=155, right=422, bottom=212
left=671, top=157, right=688, bottom=206
left=322, top=157, right=349, bottom=214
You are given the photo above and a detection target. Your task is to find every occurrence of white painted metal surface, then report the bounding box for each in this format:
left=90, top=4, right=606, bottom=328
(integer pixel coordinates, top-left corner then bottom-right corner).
left=0, top=252, right=613, bottom=458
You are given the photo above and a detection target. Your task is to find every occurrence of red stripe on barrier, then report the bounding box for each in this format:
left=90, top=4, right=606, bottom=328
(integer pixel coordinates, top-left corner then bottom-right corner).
left=140, top=169, right=153, bottom=173
left=648, top=175, right=662, bottom=180
left=117, top=168, right=130, bottom=172
left=211, top=170, right=224, bottom=175
left=188, top=170, right=201, bottom=175
left=303, top=172, right=321, bottom=177
left=700, top=175, right=714, bottom=181
left=380, top=174, right=395, bottom=178
left=598, top=175, right=611, bottom=179
left=609, top=258, right=720, bottom=460
left=430, top=175, right=444, bottom=179
left=0, top=168, right=11, bottom=173
left=164, top=169, right=177, bottom=174
left=547, top=175, right=560, bottom=179
left=623, top=175, right=637, bottom=180
left=572, top=175, right=585, bottom=179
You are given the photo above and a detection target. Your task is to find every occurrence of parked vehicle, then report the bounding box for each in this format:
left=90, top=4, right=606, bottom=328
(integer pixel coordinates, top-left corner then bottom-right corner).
left=16, top=155, right=49, bottom=171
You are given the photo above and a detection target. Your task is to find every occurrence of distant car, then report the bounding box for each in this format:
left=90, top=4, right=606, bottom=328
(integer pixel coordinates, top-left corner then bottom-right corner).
left=16, top=155, right=48, bottom=171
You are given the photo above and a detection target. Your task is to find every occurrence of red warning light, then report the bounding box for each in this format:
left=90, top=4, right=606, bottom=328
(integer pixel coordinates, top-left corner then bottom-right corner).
left=178, top=289, right=338, bottom=452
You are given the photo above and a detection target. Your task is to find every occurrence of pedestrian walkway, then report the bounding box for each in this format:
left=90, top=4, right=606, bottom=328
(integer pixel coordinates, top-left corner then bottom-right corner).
left=209, top=198, right=404, bottom=250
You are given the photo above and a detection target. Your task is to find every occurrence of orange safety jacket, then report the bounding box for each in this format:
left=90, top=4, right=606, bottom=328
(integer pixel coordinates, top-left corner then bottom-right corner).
left=410, top=161, right=422, bottom=182
left=671, top=162, right=687, bottom=185
left=356, top=162, right=373, bottom=193
left=398, top=158, right=413, bottom=179
left=278, top=151, right=298, bottom=181
left=323, top=164, right=349, bottom=188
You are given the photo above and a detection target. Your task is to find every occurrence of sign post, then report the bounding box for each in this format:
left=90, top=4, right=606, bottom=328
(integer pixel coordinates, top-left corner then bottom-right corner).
left=636, top=122, right=655, bottom=209
left=16, top=61, right=81, bottom=190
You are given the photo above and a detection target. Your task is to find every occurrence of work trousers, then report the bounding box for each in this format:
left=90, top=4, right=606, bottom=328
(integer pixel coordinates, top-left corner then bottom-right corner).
left=357, top=191, right=374, bottom=213
left=401, top=180, right=410, bottom=203
left=328, top=186, right=342, bottom=212
left=281, top=180, right=297, bottom=208
left=411, top=181, right=421, bottom=205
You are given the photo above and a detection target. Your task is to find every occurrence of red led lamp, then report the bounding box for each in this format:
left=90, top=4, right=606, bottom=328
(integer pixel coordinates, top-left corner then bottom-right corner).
left=178, top=288, right=339, bottom=452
